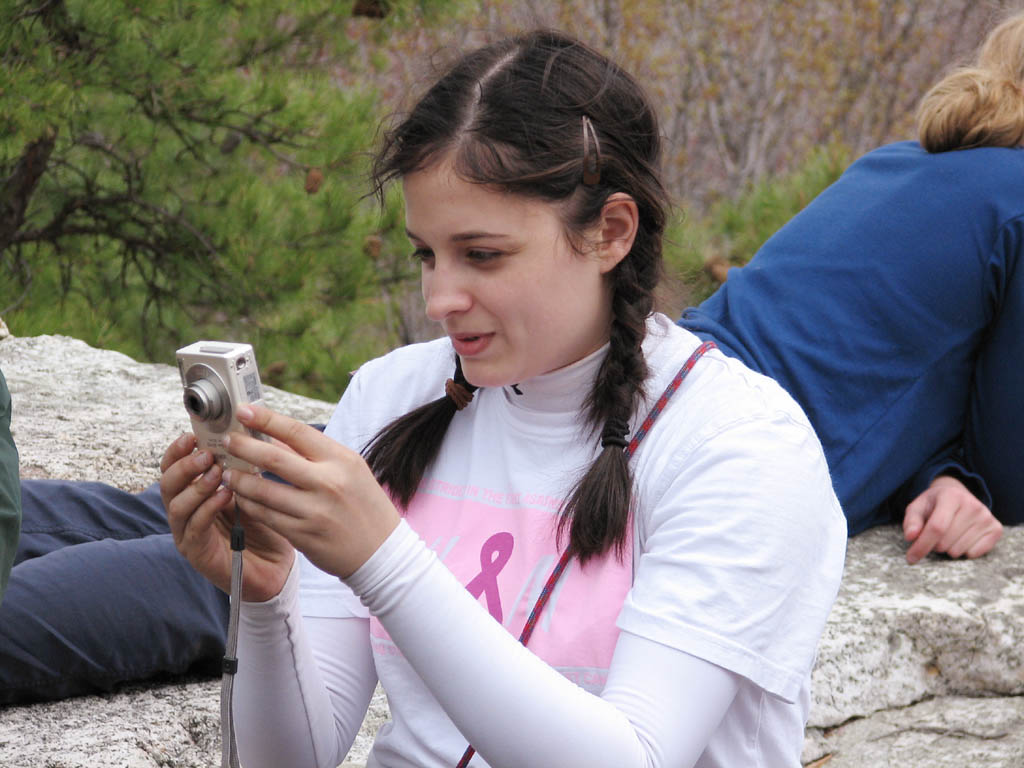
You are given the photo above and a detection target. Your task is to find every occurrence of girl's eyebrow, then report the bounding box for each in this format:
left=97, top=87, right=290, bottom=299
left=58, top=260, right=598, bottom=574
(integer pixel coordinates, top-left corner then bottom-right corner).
left=405, top=227, right=514, bottom=243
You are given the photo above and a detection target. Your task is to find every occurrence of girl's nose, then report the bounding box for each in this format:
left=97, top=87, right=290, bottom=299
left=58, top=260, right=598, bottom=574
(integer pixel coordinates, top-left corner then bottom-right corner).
left=423, top=260, right=473, bottom=321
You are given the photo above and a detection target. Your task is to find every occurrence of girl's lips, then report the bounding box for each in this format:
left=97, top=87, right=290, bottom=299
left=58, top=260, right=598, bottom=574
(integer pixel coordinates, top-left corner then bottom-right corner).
left=450, top=333, right=494, bottom=357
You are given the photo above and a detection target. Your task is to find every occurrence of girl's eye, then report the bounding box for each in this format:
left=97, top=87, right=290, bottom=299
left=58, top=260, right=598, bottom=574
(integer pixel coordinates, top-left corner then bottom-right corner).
left=466, top=250, right=500, bottom=263
left=410, top=248, right=433, bottom=264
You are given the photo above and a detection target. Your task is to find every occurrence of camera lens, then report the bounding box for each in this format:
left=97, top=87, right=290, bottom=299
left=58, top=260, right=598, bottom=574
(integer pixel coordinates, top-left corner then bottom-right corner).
left=184, top=392, right=204, bottom=414
left=183, top=379, right=225, bottom=421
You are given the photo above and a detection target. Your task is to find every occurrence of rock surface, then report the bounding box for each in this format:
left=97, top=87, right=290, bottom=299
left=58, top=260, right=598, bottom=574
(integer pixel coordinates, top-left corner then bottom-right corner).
left=1, top=333, right=1022, bottom=767
left=803, top=525, right=1024, bottom=766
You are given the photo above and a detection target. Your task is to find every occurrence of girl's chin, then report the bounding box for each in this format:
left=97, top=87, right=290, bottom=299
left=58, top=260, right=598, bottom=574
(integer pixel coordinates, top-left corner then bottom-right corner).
left=458, top=360, right=521, bottom=390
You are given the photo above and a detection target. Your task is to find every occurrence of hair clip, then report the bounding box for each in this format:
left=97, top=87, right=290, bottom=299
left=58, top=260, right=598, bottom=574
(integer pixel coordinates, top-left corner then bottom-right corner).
left=600, top=417, right=629, bottom=449
left=445, top=378, right=475, bottom=410
left=581, top=115, right=602, bottom=186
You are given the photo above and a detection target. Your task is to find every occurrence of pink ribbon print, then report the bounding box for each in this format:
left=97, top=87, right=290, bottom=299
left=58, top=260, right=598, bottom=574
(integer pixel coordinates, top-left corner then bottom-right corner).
left=464, top=531, right=514, bottom=623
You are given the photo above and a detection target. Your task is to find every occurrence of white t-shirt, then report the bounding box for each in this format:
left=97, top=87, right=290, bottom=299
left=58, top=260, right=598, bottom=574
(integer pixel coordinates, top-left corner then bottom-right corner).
left=238, top=313, right=846, bottom=768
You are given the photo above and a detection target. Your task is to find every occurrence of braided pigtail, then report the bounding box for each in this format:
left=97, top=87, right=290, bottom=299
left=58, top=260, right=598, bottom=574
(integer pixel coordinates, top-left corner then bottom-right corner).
left=363, top=357, right=477, bottom=508
left=558, top=250, right=658, bottom=564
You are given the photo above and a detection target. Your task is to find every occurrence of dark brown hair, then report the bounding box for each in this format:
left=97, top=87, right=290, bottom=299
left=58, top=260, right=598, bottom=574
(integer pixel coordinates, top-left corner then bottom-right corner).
left=364, top=30, right=668, bottom=563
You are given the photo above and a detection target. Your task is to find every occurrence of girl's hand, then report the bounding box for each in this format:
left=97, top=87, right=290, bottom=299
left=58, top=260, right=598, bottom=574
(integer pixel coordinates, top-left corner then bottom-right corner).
left=903, top=475, right=1003, bottom=564
left=160, top=433, right=295, bottom=601
left=220, top=405, right=401, bottom=580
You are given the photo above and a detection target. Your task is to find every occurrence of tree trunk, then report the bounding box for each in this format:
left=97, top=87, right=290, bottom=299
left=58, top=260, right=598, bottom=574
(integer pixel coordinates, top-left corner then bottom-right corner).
left=0, top=128, right=57, bottom=254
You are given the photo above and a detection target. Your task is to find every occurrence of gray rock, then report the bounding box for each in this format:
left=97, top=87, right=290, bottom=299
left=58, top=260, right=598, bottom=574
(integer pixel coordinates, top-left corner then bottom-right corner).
left=803, top=695, right=1024, bottom=767
left=803, top=526, right=1024, bottom=766
left=0, top=678, right=222, bottom=768
left=1, top=333, right=1022, bottom=767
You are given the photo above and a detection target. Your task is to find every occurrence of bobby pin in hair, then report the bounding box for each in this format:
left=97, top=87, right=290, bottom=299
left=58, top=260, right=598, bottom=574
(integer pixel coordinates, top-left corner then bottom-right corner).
left=582, top=115, right=602, bottom=186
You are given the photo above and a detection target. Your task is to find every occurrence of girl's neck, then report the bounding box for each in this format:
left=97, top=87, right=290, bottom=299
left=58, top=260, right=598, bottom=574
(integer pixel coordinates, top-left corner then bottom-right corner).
left=499, top=342, right=609, bottom=414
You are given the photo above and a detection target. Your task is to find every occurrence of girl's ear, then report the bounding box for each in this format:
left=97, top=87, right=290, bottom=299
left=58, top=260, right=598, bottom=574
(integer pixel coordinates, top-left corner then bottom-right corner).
left=596, top=193, right=639, bottom=273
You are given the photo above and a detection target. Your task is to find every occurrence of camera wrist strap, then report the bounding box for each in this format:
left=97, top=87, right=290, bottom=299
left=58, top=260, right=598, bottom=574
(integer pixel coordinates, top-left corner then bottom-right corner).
left=221, top=504, right=245, bottom=768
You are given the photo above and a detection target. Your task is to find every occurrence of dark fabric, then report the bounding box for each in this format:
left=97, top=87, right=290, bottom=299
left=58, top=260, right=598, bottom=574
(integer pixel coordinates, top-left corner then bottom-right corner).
left=0, top=423, right=328, bottom=704
left=0, top=480, right=228, bottom=704
left=680, top=141, right=1024, bottom=534
left=0, top=368, right=19, bottom=604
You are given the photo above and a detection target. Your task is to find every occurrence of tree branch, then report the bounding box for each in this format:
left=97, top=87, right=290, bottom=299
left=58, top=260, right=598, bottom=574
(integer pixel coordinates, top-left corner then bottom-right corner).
left=0, top=127, right=58, bottom=253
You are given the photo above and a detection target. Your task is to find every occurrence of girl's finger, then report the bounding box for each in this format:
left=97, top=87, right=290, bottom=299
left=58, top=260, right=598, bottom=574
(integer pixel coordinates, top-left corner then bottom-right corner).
left=231, top=493, right=314, bottom=547
left=222, top=429, right=323, bottom=491
left=236, top=504, right=294, bottom=548
left=166, top=461, right=223, bottom=539
left=160, top=433, right=197, bottom=474
left=224, top=469, right=307, bottom=521
left=235, top=405, right=338, bottom=462
left=161, top=447, right=215, bottom=505
left=180, top=485, right=234, bottom=549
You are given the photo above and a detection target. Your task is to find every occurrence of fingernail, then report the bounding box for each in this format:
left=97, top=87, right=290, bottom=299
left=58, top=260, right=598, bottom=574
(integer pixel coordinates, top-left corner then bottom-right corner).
left=223, top=469, right=234, bottom=487
left=222, top=435, right=231, bottom=450
left=236, top=405, right=253, bottom=421
left=198, top=451, right=213, bottom=467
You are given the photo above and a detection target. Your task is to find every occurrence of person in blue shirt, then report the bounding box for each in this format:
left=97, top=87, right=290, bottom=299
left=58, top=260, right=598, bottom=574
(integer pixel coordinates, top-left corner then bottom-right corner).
left=680, top=10, right=1024, bottom=564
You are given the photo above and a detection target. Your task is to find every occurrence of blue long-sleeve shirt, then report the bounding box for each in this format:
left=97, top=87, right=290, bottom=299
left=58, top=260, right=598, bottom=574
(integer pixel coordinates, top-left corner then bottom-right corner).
left=680, top=141, right=1024, bottom=534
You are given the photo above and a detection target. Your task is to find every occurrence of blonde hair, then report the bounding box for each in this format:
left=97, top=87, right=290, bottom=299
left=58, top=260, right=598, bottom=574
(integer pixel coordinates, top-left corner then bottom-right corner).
left=917, top=11, right=1024, bottom=153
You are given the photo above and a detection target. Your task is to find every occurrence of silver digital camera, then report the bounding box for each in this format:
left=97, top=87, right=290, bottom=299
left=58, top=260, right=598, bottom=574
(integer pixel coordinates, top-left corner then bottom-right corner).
left=176, top=341, right=268, bottom=474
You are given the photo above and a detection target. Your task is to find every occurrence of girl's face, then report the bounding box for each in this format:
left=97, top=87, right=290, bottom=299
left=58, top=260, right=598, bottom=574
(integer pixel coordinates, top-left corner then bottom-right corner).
left=403, top=159, right=622, bottom=388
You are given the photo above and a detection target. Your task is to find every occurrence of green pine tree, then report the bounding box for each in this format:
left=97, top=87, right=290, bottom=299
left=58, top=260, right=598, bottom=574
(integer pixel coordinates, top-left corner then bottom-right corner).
left=1, top=0, right=455, bottom=399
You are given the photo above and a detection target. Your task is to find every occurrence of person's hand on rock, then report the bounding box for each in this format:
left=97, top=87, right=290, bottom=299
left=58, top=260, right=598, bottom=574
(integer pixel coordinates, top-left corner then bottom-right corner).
left=903, top=475, right=1003, bottom=564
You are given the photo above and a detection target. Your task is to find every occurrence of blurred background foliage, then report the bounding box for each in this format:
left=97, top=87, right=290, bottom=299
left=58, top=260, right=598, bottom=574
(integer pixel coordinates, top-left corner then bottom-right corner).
left=0, top=0, right=1016, bottom=401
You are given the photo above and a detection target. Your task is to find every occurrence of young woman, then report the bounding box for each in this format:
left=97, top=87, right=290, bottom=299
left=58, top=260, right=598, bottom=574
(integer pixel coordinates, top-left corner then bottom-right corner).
left=680, top=9, right=1024, bottom=565
left=161, top=31, right=845, bottom=767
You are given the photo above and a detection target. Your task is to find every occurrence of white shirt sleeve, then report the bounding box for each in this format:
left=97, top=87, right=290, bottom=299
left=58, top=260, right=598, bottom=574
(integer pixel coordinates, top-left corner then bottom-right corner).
left=622, top=405, right=846, bottom=702
left=345, top=520, right=742, bottom=768
left=233, top=561, right=378, bottom=768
